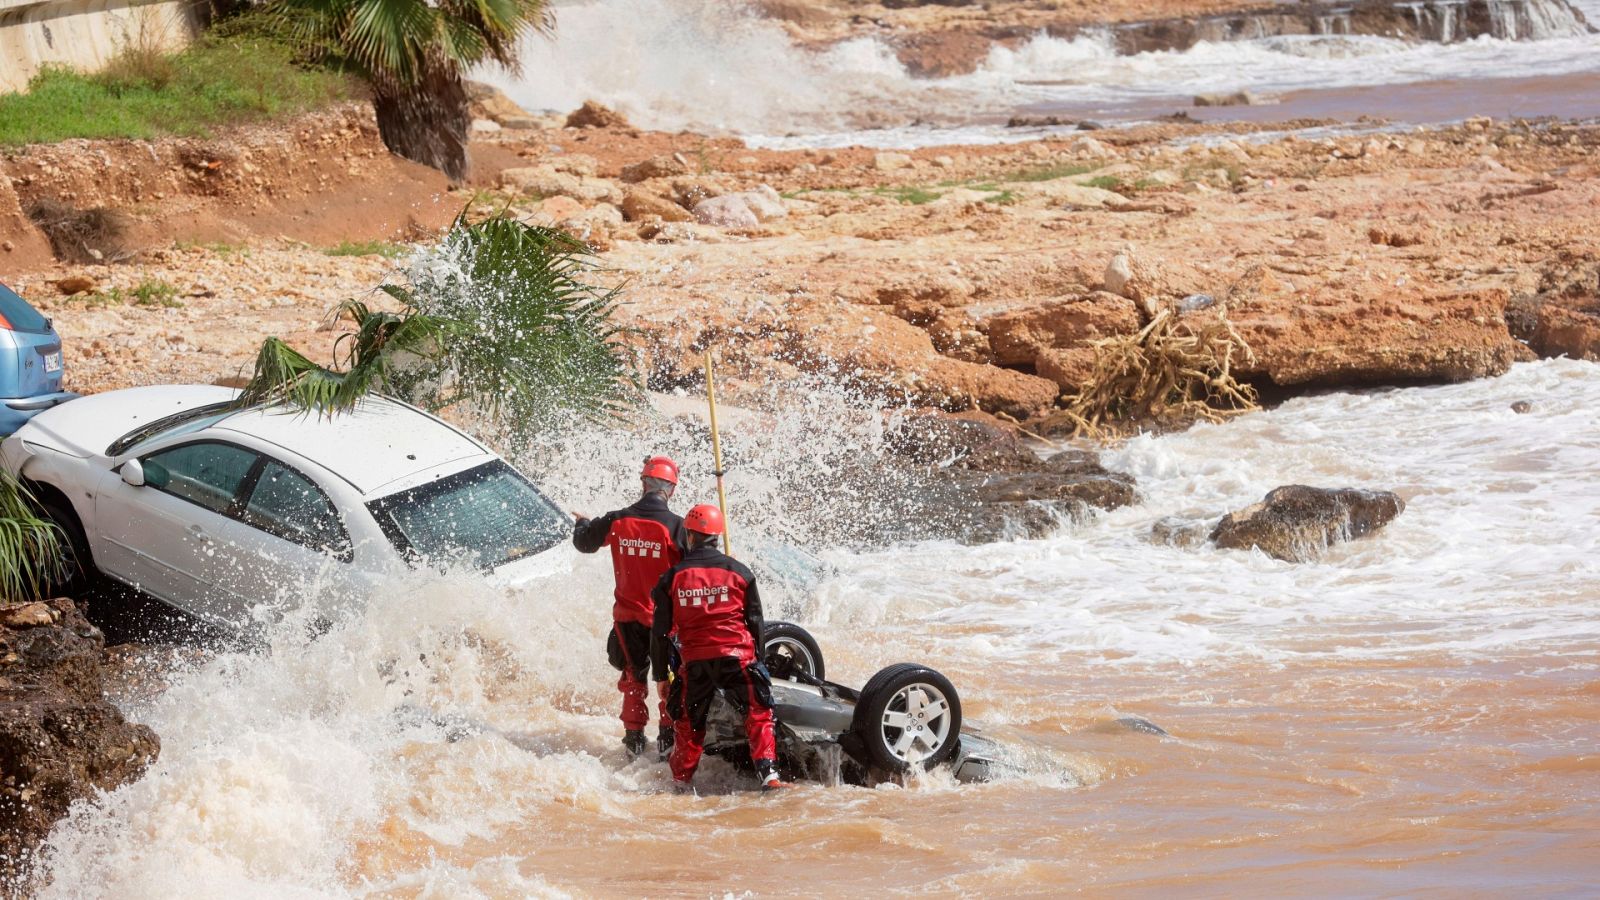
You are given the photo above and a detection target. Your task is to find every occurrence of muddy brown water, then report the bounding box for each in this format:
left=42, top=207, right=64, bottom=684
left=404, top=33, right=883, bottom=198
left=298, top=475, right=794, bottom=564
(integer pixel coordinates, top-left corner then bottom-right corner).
left=30, top=360, right=1600, bottom=897
left=336, top=649, right=1600, bottom=897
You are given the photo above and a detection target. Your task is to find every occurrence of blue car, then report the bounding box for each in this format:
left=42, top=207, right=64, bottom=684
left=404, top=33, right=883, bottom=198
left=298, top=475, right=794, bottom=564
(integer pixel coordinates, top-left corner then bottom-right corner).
left=0, top=281, right=75, bottom=436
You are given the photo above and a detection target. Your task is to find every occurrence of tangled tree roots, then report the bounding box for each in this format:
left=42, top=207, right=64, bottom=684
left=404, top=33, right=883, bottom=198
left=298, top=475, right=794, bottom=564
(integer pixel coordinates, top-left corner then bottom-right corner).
left=1057, top=306, right=1259, bottom=437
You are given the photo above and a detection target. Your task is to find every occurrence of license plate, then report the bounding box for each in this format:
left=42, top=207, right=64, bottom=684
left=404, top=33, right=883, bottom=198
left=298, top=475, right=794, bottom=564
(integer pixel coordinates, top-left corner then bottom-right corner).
left=43, top=351, right=61, bottom=373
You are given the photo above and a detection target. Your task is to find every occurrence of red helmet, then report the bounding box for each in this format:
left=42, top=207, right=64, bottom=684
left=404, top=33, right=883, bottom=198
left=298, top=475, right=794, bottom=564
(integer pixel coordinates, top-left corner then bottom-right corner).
left=685, top=504, right=725, bottom=536
left=640, top=455, right=678, bottom=485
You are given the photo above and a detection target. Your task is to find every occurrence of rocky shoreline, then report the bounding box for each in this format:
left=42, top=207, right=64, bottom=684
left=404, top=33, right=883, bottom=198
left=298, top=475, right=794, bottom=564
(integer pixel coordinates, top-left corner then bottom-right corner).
left=3, top=100, right=1597, bottom=415
left=760, top=0, right=1596, bottom=78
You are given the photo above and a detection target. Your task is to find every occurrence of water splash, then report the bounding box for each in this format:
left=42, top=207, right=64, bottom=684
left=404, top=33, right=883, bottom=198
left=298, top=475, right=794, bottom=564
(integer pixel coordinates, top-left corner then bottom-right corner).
left=486, top=0, right=1600, bottom=146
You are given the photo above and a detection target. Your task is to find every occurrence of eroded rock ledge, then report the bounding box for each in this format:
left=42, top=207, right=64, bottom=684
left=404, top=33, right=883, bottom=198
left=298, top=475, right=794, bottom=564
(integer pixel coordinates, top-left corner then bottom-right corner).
left=0, top=598, right=160, bottom=884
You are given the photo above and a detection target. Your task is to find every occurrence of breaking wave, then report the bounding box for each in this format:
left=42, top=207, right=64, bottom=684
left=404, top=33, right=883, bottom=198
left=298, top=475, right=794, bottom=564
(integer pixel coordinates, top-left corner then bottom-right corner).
left=485, top=0, right=1600, bottom=144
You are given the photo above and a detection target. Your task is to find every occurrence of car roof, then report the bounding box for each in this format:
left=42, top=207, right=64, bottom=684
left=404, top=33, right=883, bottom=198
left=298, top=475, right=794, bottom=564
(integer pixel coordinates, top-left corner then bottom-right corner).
left=211, top=396, right=493, bottom=496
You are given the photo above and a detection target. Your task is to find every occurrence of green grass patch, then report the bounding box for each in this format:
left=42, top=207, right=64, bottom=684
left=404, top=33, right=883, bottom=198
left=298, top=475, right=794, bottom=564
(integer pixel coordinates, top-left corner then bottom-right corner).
left=984, top=190, right=1021, bottom=206
left=1083, top=175, right=1124, bottom=191
left=323, top=240, right=407, bottom=259
left=73, top=289, right=119, bottom=309
left=79, top=278, right=185, bottom=308
left=132, top=279, right=182, bottom=308
left=874, top=185, right=943, bottom=205
left=0, top=14, right=357, bottom=146
left=177, top=240, right=250, bottom=256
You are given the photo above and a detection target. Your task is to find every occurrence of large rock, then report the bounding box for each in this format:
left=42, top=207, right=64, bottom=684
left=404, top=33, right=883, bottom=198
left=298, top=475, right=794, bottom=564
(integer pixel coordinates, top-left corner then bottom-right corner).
left=777, top=300, right=1060, bottom=420
left=501, top=166, right=579, bottom=198
left=692, top=195, right=759, bottom=229
left=874, top=152, right=914, bottom=172
left=884, top=409, right=1038, bottom=472
left=565, top=100, right=629, bottom=129
left=981, top=292, right=1141, bottom=366
left=465, top=81, right=539, bottom=129
left=1232, top=288, right=1524, bottom=386
left=1209, top=485, right=1405, bottom=562
left=1, top=597, right=160, bottom=881
left=1506, top=264, right=1600, bottom=361
left=1035, top=346, right=1099, bottom=392
left=620, top=155, right=691, bottom=183
left=955, top=450, right=1140, bottom=542
left=499, top=166, right=619, bottom=204
left=893, top=29, right=998, bottom=78
left=620, top=188, right=692, bottom=223
left=733, top=185, right=788, bottom=222
left=754, top=0, right=832, bottom=26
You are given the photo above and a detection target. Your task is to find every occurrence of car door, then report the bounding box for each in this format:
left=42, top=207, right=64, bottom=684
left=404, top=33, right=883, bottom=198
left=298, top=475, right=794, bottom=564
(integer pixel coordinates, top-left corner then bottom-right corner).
left=200, top=457, right=363, bottom=625
left=93, top=440, right=261, bottom=615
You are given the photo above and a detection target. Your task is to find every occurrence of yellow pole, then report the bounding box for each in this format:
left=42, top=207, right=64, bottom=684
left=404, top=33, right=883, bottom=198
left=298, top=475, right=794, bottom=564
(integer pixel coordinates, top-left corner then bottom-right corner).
left=703, top=349, right=732, bottom=557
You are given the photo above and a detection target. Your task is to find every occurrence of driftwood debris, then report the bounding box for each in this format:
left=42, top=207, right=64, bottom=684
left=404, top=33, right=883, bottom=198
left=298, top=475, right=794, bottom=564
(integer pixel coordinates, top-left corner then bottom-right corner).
left=1057, top=306, right=1259, bottom=437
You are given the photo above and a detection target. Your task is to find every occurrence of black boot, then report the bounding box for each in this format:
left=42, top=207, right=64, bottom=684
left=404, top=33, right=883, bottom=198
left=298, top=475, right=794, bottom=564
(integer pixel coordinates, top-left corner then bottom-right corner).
left=623, top=730, right=647, bottom=757
left=657, top=728, right=675, bottom=760
left=756, top=759, right=792, bottom=792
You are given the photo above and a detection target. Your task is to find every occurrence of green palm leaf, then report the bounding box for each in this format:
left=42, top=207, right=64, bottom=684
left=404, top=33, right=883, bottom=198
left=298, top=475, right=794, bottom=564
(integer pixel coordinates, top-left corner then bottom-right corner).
left=0, top=471, right=64, bottom=604
left=236, top=211, right=640, bottom=424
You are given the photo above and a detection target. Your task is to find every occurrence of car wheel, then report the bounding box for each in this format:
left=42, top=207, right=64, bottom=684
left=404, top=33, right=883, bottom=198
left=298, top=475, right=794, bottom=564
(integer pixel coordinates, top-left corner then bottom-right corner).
left=850, top=663, right=962, bottom=773
left=763, top=621, right=825, bottom=680
left=40, top=500, right=96, bottom=596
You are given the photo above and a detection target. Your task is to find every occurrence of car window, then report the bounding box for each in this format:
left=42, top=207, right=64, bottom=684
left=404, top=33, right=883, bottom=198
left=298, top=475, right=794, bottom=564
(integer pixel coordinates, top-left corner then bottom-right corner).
left=141, top=442, right=259, bottom=514
left=0, top=282, right=51, bottom=334
left=242, top=461, right=351, bottom=558
left=367, top=460, right=568, bottom=570
left=108, top=403, right=236, bottom=457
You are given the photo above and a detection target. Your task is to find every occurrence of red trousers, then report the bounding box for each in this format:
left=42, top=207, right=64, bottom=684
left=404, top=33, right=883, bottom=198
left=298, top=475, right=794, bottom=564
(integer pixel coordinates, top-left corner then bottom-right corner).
left=610, top=621, right=670, bottom=732
left=668, top=656, right=776, bottom=783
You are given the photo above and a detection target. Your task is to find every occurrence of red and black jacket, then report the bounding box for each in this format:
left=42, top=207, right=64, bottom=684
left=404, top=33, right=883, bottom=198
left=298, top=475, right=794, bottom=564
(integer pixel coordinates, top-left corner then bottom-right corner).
left=573, top=493, right=688, bottom=626
left=650, top=542, right=764, bottom=683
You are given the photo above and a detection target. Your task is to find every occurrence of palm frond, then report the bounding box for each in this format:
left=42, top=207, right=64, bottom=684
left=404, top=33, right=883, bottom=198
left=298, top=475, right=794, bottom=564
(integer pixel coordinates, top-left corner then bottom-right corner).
left=270, top=0, right=550, bottom=83
left=398, top=213, right=640, bottom=424
left=0, top=471, right=64, bottom=604
left=235, top=210, right=639, bottom=425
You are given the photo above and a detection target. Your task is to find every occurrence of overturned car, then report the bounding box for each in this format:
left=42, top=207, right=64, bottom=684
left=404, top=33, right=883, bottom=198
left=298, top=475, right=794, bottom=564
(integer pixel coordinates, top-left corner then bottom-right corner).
left=697, top=621, right=1001, bottom=785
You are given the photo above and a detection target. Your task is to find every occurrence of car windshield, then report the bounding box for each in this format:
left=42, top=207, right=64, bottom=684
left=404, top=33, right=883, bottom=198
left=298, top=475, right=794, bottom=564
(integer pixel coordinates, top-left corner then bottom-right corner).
left=367, top=460, right=568, bottom=571
left=106, top=402, right=237, bottom=457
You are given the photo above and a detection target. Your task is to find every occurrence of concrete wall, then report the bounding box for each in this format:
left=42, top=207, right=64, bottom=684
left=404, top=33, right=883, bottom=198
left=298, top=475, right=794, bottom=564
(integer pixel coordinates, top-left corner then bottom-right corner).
left=0, top=0, right=199, bottom=94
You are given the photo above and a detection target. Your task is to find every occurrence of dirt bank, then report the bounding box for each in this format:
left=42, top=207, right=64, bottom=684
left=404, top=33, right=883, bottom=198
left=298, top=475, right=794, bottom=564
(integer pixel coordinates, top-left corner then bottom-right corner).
left=0, top=104, right=530, bottom=275
left=3, top=102, right=1597, bottom=423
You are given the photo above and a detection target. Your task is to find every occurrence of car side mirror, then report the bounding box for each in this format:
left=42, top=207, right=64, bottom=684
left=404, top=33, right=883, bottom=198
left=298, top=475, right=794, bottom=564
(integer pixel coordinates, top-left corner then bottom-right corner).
left=120, top=459, right=146, bottom=487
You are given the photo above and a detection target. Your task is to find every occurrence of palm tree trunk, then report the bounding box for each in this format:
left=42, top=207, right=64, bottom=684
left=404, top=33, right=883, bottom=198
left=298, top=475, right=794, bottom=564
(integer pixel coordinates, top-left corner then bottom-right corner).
left=372, top=60, right=471, bottom=184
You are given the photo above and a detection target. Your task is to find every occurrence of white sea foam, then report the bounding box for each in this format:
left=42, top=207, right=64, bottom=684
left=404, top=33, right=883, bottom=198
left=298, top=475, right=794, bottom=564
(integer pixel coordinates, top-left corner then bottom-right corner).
left=27, top=360, right=1600, bottom=894
left=485, top=0, right=1600, bottom=148
left=800, top=359, right=1600, bottom=668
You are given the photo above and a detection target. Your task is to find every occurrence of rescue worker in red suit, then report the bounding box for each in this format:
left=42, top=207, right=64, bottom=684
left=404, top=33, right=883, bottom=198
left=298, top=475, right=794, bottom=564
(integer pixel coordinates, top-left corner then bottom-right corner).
left=651, top=504, right=792, bottom=792
left=572, top=456, right=688, bottom=757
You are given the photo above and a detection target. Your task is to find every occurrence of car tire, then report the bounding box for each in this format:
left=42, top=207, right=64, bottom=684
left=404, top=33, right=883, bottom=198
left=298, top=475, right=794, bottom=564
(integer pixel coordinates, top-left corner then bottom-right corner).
left=40, top=500, right=96, bottom=597
left=763, top=621, right=825, bottom=680
left=850, top=663, right=962, bottom=773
